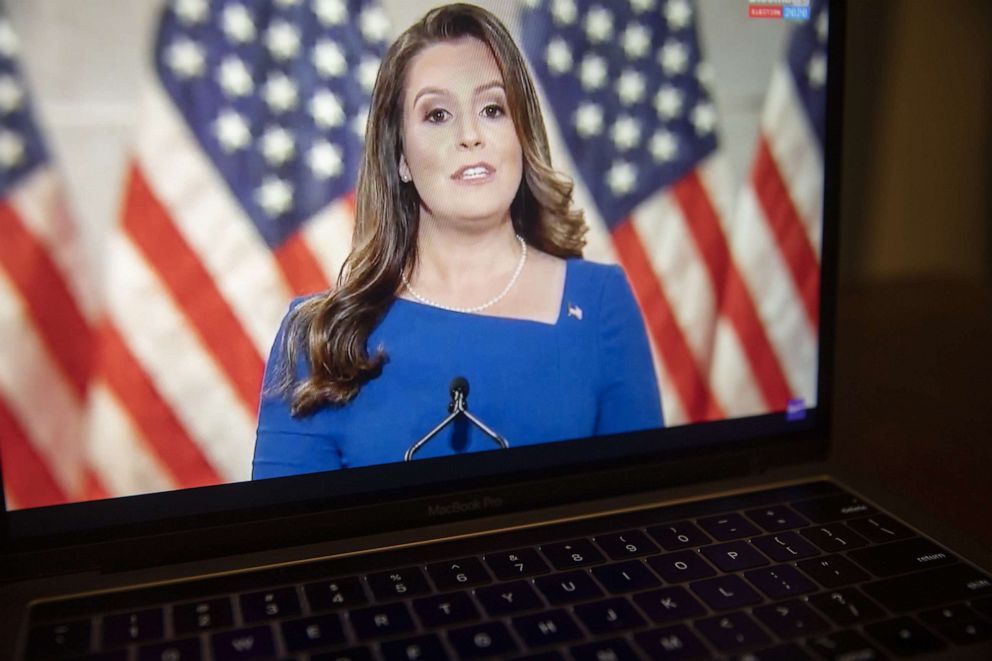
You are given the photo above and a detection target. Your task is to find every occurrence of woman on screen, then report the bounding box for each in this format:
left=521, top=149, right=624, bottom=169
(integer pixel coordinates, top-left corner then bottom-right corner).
left=252, top=4, right=662, bottom=479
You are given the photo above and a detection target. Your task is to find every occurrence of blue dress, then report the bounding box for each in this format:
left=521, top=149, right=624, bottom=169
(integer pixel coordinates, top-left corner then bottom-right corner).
left=253, top=259, right=663, bottom=479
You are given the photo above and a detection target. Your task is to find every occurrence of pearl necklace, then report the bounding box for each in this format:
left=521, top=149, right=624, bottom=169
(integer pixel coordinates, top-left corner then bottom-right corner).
left=401, top=235, right=527, bottom=314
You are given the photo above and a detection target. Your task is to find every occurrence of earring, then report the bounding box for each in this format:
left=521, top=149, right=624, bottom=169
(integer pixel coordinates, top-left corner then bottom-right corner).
left=400, top=172, right=410, bottom=183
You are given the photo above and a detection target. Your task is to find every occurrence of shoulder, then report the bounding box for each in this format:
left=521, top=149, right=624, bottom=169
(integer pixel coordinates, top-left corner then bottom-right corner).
left=565, top=258, right=630, bottom=301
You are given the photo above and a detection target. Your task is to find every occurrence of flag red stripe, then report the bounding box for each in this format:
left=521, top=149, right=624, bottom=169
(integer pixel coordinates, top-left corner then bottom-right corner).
left=276, top=232, right=331, bottom=296
left=121, top=164, right=263, bottom=413
left=673, top=171, right=794, bottom=410
left=753, top=137, right=820, bottom=329
left=0, top=397, right=69, bottom=508
left=98, top=324, right=224, bottom=488
left=612, top=220, right=724, bottom=422
left=0, top=203, right=91, bottom=398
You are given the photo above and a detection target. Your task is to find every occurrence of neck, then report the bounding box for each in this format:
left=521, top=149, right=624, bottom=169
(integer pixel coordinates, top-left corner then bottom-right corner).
left=412, top=211, right=521, bottom=293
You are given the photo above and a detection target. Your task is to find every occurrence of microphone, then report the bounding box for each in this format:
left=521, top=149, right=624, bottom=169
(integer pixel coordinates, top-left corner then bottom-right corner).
left=405, top=376, right=509, bottom=461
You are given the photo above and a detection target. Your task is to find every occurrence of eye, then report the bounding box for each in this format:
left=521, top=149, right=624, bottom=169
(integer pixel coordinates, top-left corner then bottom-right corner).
left=481, top=103, right=505, bottom=119
left=425, top=108, right=450, bottom=123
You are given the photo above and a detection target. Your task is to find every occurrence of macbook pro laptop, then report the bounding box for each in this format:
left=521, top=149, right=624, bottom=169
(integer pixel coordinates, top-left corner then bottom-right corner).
left=3, top=0, right=992, bottom=659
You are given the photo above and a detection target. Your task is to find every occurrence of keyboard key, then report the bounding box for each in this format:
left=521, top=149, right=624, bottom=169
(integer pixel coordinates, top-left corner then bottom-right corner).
left=940, top=618, right=992, bottom=644
left=571, top=637, right=639, bottom=661
left=919, top=603, right=980, bottom=628
left=744, top=565, right=817, bottom=600
left=426, top=557, right=491, bottom=590
left=862, top=563, right=992, bottom=611
left=103, top=608, right=164, bottom=647
left=305, top=577, right=368, bottom=611
left=701, top=541, right=769, bottom=572
left=745, top=505, right=809, bottom=532
left=800, top=523, right=868, bottom=552
left=513, top=609, right=583, bottom=647
left=592, top=560, right=661, bottom=593
left=697, top=513, right=760, bottom=541
left=864, top=617, right=946, bottom=656
left=475, top=580, right=543, bottom=616
left=311, top=646, right=374, bottom=661
left=732, top=643, right=811, bottom=660
left=807, top=588, right=885, bottom=625
left=846, top=514, right=914, bottom=543
left=647, top=550, right=716, bottom=583
left=634, top=624, right=709, bottom=660
left=806, top=630, right=882, bottom=661
left=534, top=570, right=603, bottom=604
left=27, top=620, right=91, bottom=658
left=367, top=567, right=431, bottom=600
left=647, top=521, right=712, bottom=550
left=138, top=638, right=201, bottom=661
left=696, top=611, right=771, bottom=652
left=412, top=591, right=480, bottom=627
left=752, top=600, right=829, bottom=638
left=173, top=598, right=233, bottom=634
left=690, top=575, right=763, bottom=611
left=281, top=614, right=345, bottom=652
left=239, top=587, right=300, bottom=622
left=540, top=539, right=605, bottom=569
left=633, top=586, right=706, bottom=624
left=349, top=602, right=416, bottom=640
left=848, top=537, right=955, bottom=577
left=797, top=554, right=870, bottom=588
left=483, top=548, right=549, bottom=579
left=380, top=633, right=448, bottom=661
left=210, top=626, right=275, bottom=661
left=574, top=597, right=645, bottom=634
left=790, top=493, right=876, bottom=523
left=448, top=621, right=518, bottom=659
left=594, top=529, right=659, bottom=560
left=751, top=532, right=819, bottom=562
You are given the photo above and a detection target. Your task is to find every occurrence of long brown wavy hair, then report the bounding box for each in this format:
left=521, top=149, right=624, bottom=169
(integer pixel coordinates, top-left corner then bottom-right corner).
left=277, top=3, right=587, bottom=415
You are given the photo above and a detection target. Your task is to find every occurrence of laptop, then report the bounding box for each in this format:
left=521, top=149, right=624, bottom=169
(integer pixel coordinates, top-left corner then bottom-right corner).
left=3, top=0, right=991, bottom=659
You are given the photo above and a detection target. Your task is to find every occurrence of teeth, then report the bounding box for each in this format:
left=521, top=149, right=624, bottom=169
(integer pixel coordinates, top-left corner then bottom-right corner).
left=461, top=166, right=488, bottom=179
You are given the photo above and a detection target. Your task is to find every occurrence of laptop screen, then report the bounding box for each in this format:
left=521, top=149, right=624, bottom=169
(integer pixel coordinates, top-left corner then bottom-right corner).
left=0, top=0, right=838, bottom=543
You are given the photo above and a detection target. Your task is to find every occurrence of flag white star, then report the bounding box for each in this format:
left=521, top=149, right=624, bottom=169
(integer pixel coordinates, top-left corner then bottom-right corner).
left=808, top=53, right=827, bottom=88
left=263, top=73, right=298, bottom=113
left=654, top=85, right=683, bottom=119
left=221, top=4, right=256, bottom=44
left=0, top=129, right=24, bottom=168
left=622, top=23, right=651, bottom=60
left=310, top=89, right=345, bottom=129
left=521, top=0, right=542, bottom=7
left=658, top=40, right=689, bottom=75
left=650, top=129, right=678, bottom=162
left=313, top=39, right=348, bottom=78
left=616, top=69, right=646, bottom=105
left=256, top=177, right=293, bottom=217
left=611, top=116, right=641, bottom=151
left=314, top=0, right=347, bottom=26
left=607, top=160, right=637, bottom=196
left=214, top=109, right=251, bottom=152
left=266, top=20, right=301, bottom=61
left=691, top=102, right=717, bottom=135
left=174, top=0, right=208, bottom=25
left=308, top=140, right=344, bottom=179
left=358, top=56, right=381, bottom=93
left=696, top=61, right=716, bottom=91
left=165, top=38, right=206, bottom=79
left=360, top=6, right=390, bottom=43
left=579, top=54, right=608, bottom=91
left=629, top=0, right=656, bottom=13
left=574, top=102, right=604, bottom=138
left=585, top=7, right=613, bottom=43
left=0, top=75, right=24, bottom=114
left=546, top=38, right=573, bottom=74
left=665, top=0, right=692, bottom=30
left=552, top=0, right=577, bottom=25
left=352, top=105, right=370, bottom=140
left=260, top=126, right=295, bottom=166
left=217, top=57, right=253, bottom=97
left=274, top=0, right=301, bottom=6
left=816, top=11, right=829, bottom=43
left=0, top=20, right=19, bottom=57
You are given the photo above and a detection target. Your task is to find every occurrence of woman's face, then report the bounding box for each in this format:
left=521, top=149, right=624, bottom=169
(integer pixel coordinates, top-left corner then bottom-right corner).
left=400, top=36, right=523, bottom=229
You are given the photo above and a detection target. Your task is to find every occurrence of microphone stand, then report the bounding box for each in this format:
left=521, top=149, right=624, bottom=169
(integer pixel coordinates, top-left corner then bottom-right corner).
left=405, top=380, right=509, bottom=461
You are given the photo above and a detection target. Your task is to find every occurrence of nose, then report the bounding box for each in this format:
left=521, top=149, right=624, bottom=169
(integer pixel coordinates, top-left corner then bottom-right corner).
left=457, top=114, right=483, bottom=150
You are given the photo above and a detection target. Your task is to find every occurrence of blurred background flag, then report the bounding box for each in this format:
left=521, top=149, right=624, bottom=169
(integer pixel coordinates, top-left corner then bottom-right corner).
left=87, top=0, right=387, bottom=495
left=0, top=13, right=106, bottom=508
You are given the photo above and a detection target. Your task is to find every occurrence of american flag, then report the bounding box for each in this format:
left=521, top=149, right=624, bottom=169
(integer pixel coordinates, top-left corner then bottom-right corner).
left=520, top=0, right=828, bottom=424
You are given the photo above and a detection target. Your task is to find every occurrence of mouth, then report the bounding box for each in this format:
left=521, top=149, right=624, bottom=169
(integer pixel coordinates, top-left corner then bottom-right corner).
left=451, top=162, right=495, bottom=181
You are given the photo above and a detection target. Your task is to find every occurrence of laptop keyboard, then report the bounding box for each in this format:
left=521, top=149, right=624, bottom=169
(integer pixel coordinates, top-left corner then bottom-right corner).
left=22, top=481, right=992, bottom=660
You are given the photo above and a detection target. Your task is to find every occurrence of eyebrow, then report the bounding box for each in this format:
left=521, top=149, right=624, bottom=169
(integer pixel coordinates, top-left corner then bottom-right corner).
left=412, top=80, right=505, bottom=107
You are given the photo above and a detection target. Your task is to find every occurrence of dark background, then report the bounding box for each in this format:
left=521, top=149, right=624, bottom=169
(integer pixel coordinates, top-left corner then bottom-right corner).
left=834, top=0, right=992, bottom=549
